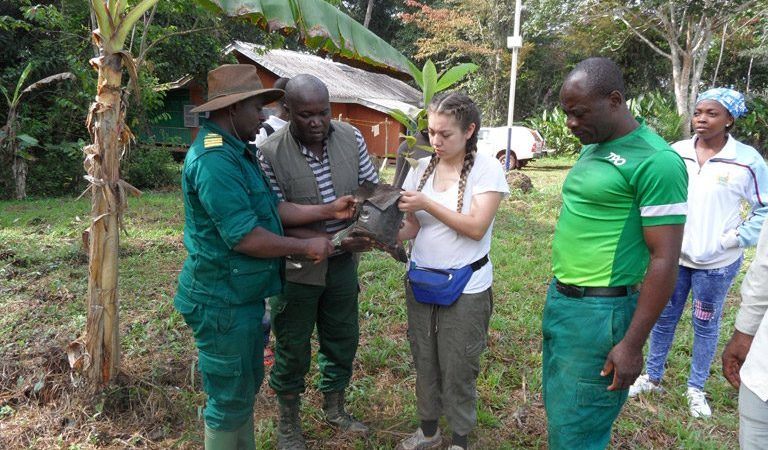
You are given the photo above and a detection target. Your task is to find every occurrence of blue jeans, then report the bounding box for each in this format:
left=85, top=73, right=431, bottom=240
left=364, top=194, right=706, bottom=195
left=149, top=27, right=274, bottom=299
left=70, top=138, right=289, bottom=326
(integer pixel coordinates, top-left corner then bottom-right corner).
left=645, top=257, right=742, bottom=390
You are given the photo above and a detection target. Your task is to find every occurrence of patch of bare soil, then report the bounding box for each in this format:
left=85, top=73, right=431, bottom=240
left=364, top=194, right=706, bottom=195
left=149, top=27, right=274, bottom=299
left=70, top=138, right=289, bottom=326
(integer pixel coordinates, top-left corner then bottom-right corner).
left=506, top=171, right=534, bottom=193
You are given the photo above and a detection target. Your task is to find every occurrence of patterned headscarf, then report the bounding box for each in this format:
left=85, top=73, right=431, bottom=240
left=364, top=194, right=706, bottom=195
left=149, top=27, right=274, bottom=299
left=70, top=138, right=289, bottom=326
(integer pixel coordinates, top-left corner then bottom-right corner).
left=696, top=88, right=748, bottom=119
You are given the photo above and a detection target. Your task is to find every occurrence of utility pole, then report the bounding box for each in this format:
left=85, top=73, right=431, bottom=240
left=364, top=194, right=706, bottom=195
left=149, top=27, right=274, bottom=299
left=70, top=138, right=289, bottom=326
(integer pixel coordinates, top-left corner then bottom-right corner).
left=505, top=0, right=523, bottom=171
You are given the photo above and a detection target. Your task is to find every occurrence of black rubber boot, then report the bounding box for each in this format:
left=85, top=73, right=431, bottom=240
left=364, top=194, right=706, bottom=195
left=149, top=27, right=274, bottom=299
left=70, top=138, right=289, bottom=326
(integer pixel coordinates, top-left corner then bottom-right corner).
left=277, top=394, right=306, bottom=450
left=322, top=390, right=369, bottom=434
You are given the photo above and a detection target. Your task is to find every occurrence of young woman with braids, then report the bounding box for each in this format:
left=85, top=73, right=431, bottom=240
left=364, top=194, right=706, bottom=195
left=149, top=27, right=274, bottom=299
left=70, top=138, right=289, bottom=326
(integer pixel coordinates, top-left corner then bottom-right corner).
left=396, top=92, right=509, bottom=450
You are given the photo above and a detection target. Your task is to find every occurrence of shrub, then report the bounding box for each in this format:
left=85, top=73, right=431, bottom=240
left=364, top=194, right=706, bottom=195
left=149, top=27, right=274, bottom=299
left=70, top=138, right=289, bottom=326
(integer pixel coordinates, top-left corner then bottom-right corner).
left=26, top=139, right=87, bottom=197
left=737, top=94, right=768, bottom=157
left=526, top=107, right=581, bottom=155
left=627, top=91, right=684, bottom=142
left=123, top=146, right=181, bottom=190
left=526, top=90, right=684, bottom=155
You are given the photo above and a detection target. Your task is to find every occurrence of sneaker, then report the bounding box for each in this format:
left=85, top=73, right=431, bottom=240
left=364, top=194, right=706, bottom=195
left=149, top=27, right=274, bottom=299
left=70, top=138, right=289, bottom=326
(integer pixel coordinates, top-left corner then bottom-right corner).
left=628, top=374, right=664, bottom=397
left=448, top=446, right=466, bottom=450
left=686, top=387, right=712, bottom=418
left=396, top=428, right=442, bottom=450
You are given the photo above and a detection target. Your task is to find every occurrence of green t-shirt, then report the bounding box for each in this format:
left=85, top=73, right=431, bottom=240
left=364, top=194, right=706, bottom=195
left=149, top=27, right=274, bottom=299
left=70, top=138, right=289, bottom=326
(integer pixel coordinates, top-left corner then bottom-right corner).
left=552, top=122, right=688, bottom=286
left=176, top=121, right=285, bottom=306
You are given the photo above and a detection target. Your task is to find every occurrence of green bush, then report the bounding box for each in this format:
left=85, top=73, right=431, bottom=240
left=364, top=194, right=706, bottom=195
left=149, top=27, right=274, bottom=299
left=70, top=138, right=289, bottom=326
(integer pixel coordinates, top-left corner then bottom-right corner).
left=736, top=94, right=768, bottom=157
left=526, top=107, right=581, bottom=155
left=527, top=90, right=684, bottom=155
left=123, top=146, right=181, bottom=190
left=627, top=91, right=684, bottom=142
left=26, top=139, right=87, bottom=197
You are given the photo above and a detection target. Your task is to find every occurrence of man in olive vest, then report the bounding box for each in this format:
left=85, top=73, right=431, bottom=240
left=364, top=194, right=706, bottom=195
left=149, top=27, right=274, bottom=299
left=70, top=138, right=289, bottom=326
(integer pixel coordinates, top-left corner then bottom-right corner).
left=175, top=65, right=356, bottom=450
left=258, top=74, right=378, bottom=449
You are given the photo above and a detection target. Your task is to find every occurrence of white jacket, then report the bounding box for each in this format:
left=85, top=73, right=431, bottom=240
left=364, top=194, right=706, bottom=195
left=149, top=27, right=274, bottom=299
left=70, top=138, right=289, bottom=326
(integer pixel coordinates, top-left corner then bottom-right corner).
left=672, top=136, right=768, bottom=269
left=736, top=220, right=768, bottom=401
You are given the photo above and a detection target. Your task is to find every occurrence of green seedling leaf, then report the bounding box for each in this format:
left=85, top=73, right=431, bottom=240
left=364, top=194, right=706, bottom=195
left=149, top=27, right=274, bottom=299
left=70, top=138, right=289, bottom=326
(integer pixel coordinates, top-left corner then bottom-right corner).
left=422, top=60, right=437, bottom=106
left=415, top=144, right=434, bottom=153
left=435, top=63, right=479, bottom=92
left=405, top=157, right=420, bottom=168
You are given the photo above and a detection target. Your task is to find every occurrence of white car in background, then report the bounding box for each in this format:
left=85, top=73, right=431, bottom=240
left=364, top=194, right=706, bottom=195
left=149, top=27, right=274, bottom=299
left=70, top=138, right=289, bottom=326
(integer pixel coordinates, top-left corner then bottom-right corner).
left=476, top=126, right=545, bottom=169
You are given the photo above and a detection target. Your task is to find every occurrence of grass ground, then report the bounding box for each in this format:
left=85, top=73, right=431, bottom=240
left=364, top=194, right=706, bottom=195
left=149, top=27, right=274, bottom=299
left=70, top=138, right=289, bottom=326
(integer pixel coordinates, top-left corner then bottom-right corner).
left=0, top=156, right=746, bottom=449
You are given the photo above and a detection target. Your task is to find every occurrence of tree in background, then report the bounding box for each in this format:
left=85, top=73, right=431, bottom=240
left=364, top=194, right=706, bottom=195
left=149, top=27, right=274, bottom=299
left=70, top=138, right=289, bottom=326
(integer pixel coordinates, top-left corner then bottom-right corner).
left=344, top=0, right=421, bottom=59
left=0, top=0, right=291, bottom=198
left=0, top=1, right=95, bottom=198
left=399, top=0, right=513, bottom=125
left=606, top=0, right=765, bottom=136
left=63, top=0, right=159, bottom=387
left=0, top=63, right=74, bottom=199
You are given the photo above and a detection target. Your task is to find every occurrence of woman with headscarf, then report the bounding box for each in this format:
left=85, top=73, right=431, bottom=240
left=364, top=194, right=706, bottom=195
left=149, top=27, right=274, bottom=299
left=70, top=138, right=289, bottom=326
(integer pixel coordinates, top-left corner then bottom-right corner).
left=630, top=88, right=768, bottom=418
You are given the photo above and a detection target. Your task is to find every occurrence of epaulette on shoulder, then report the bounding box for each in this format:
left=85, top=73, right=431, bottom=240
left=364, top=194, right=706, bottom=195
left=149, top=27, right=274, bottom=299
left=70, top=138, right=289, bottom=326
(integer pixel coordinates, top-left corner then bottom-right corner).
left=203, top=133, right=224, bottom=149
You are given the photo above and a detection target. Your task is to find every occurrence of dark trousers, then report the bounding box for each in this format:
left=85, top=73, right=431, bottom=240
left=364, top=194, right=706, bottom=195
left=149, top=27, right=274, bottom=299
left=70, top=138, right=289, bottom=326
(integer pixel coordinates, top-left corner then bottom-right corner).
left=269, top=253, right=360, bottom=394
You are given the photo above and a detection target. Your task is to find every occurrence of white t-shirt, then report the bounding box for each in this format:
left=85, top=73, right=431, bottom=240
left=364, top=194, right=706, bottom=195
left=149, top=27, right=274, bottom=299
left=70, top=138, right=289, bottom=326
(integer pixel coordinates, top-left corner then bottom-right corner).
left=252, top=115, right=288, bottom=147
left=403, top=152, right=510, bottom=293
left=736, top=221, right=768, bottom=401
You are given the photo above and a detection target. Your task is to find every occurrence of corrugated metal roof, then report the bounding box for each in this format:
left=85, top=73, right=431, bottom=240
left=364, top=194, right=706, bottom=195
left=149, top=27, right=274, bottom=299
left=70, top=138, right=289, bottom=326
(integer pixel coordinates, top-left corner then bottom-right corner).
left=228, top=41, right=421, bottom=110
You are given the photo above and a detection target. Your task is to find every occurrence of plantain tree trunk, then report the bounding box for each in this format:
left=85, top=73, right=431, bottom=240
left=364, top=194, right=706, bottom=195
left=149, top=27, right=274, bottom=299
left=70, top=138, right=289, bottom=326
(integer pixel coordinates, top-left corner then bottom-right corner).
left=1, top=109, right=18, bottom=199
left=83, top=52, right=125, bottom=384
left=12, top=156, right=27, bottom=200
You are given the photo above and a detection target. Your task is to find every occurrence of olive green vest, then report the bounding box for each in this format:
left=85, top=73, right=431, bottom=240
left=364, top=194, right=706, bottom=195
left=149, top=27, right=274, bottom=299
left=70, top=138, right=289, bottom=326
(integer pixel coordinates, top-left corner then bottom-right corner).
left=259, top=120, right=360, bottom=286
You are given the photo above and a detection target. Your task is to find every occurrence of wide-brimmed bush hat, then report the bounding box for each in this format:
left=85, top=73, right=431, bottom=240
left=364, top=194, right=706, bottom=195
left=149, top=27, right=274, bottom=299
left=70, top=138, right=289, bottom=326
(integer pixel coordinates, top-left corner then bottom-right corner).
left=190, top=64, right=284, bottom=113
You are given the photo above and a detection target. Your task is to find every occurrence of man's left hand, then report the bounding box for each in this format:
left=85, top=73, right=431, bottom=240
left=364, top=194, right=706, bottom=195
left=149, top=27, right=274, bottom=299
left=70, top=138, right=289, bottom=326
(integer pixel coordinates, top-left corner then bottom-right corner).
left=601, top=340, right=643, bottom=391
left=722, top=330, right=754, bottom=389
left=328, top=195, right=357, bottom=220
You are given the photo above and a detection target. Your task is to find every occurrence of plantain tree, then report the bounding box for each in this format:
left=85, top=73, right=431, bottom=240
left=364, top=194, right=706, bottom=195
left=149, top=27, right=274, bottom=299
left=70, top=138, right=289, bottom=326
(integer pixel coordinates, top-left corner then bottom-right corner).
left=0, top=63, right=75, bottom=200
left=198, top=0, right=413, bottom=73
left=71, top=0, right=418, bottom=387
left=68, top=0, right=158, bottom=386
left=387, top=59, right=478, bottom=168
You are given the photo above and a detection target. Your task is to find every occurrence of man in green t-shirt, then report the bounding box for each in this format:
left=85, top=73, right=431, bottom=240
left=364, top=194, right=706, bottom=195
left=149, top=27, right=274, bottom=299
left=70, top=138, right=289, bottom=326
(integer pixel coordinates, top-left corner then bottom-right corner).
left=543, top=58, right=688, bottom=449
left=174, top=64, right=356, bottom=450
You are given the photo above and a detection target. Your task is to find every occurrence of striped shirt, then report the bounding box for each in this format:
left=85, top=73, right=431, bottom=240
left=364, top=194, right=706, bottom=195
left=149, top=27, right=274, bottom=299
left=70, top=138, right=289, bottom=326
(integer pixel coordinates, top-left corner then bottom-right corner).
left=259, top=125, right=379, bottom=233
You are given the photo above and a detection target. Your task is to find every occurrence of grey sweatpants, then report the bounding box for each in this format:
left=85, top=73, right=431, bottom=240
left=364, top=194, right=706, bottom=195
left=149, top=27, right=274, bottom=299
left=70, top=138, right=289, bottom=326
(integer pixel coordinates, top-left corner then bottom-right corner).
left=740, top=383, right=768, bottom=450
left=405, top=282, right=493, bottom=436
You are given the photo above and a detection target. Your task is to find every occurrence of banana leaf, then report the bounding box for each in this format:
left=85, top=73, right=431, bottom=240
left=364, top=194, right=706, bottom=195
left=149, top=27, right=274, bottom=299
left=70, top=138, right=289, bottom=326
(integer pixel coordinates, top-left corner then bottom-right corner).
left=199, top=0, right=412, bottom=75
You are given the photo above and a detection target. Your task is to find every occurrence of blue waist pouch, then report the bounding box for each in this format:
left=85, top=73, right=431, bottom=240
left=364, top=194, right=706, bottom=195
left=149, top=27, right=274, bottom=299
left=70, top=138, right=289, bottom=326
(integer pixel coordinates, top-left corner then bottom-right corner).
left=407, top=255, right=488, bottom=306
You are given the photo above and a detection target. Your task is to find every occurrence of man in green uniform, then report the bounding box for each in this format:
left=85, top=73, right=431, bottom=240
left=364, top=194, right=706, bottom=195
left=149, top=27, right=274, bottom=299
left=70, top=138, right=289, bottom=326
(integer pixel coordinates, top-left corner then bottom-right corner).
left=543, top=58, right=688, bottom=449
left=174, top=64, right=355, bottom=450
left=258, top=74, right=378, bottom=449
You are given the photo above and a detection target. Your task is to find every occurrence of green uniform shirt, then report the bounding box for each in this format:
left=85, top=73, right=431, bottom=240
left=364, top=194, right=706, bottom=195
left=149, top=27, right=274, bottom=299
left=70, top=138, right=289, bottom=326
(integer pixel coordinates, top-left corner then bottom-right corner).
left=176, top=120, right=284, bottom=306
left=552, top=121, right=688, bottom=287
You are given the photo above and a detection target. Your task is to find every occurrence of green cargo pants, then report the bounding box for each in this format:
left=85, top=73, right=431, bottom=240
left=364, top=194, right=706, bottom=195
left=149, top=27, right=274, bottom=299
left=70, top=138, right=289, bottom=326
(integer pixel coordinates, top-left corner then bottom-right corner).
left=174, top=295, right=265, bottom=431
left=542, top=279, right=638, bottom=450
left=406, top=282, right=493, bottom=436
left=269, top=253, right=360, bottom=394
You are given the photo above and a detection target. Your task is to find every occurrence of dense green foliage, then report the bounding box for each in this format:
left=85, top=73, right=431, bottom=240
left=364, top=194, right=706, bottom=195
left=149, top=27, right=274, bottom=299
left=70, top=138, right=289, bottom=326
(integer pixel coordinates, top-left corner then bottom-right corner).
left=526, top=107, right=582, bottom=155
left=0, top=0, right=275, bottom=199
left=2, top=0, right=768, bottom=198
left=628, top=91, right=685, bottom=143
left=123, top=147, right=181, bottom=191
left=739, top=95, right=768, bottom=156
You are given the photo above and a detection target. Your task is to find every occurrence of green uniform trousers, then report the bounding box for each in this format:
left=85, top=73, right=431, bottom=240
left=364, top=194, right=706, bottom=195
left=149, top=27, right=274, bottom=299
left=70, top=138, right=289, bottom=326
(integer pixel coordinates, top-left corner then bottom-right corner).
left=175, top=295, right=265, bottom=431
left=542, top=279, right=638, bottom=450
left=269, top=253, right=359, bottom=394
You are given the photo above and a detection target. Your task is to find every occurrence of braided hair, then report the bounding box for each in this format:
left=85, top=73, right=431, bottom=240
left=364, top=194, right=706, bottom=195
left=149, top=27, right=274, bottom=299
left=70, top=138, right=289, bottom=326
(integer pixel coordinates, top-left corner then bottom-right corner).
left=416, top=92, right=481, bottom=212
